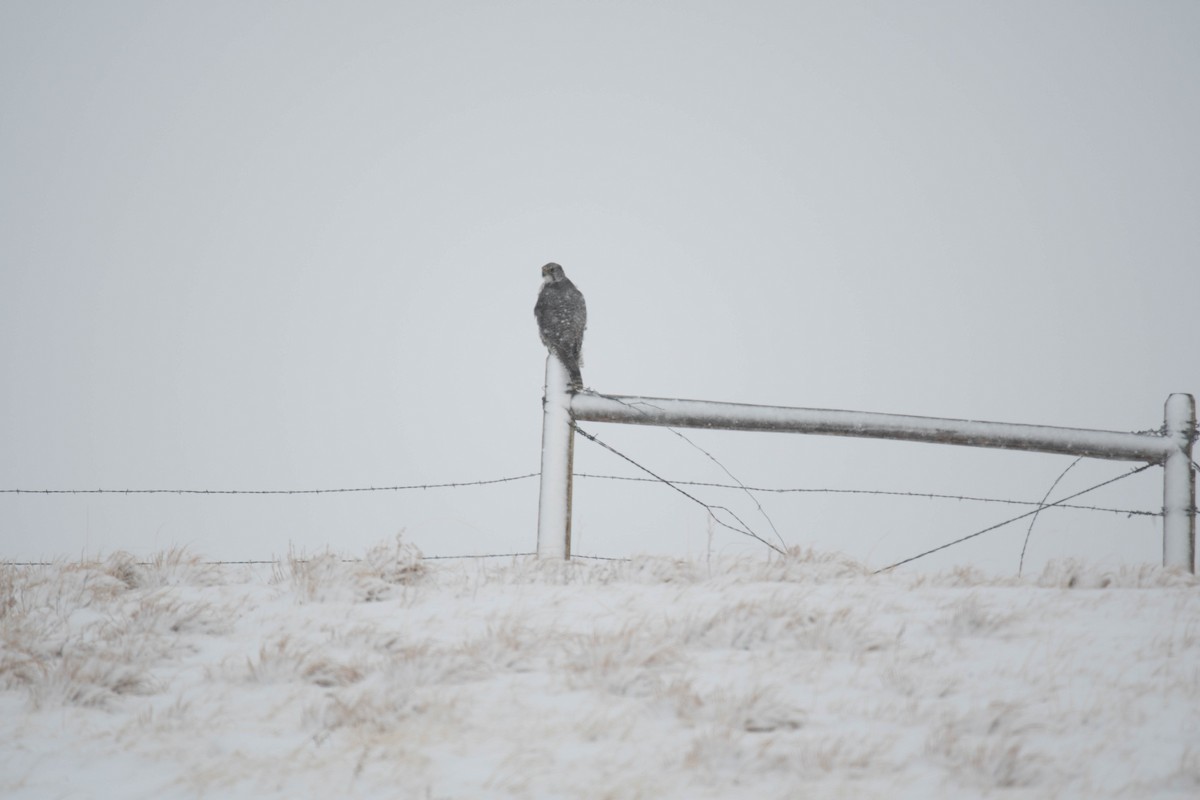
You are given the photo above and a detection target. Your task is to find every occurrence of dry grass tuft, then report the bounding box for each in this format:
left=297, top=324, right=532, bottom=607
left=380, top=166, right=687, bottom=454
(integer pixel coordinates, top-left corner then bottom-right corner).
left=600, top=556, right=704, bottom=585
left=0, top=555, right=227, bottom=710
left=564, top=625, right=680, bottom=696
left=103, top=547, right=221, bottom=590
left=678, top=683, right=806, bottom=733
left=276, top=534, right=426, bottom=603
left=306, top=675, right=452, bottom=737
left=927, top=703, right=1051, bottom=790
left=455, top=618, right=538, bottom=673
left=681, top=595, right=888, bottom=654
left=1037, top=559, right=1200, bottom=589
left=756, top=546, right=873, bottom=583
left=906, top=564, right=1020, bottom=588
left=943, top=594, right=1016, bottom=638
left=243, top=635, right=365, bottom=688
left=29, top=649, right=160, bottom=708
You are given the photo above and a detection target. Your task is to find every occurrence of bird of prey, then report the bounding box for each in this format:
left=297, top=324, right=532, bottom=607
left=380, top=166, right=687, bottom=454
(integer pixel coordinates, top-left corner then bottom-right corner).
left=534, top=262, right=587, bottom=389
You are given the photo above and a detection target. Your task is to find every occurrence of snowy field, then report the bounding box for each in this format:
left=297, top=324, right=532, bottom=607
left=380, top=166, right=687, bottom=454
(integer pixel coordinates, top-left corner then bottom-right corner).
left=2, top=536, right=1198, bottom=799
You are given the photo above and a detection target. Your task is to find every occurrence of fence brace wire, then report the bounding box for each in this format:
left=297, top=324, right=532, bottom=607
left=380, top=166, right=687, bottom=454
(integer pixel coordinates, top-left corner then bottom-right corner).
left=875, top=463, right=1155, bottom=574
left=572, top=424, right=786, bottom=556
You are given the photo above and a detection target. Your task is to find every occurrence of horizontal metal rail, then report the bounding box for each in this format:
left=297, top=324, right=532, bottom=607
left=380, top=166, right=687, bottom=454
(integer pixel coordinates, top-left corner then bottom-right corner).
left=571, top=393, right=1175, bottom=463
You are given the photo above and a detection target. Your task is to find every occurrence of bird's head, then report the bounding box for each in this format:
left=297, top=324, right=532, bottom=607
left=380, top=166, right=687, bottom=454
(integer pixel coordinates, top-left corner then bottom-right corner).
left=541, top=262, right=565, bottom=283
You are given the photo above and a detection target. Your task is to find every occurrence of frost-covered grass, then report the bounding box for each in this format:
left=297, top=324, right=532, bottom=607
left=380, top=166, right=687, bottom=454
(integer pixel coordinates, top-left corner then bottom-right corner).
left=2, top=536, right=1198, bottom=798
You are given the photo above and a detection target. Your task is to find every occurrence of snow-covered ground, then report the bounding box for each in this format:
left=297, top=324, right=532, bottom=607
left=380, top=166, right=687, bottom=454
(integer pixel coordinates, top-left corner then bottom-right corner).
left=2, top=536, right=1198, bottom=799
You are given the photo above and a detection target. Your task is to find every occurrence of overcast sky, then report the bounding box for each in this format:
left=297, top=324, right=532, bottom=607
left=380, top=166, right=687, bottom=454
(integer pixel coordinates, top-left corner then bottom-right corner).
left=2, top=1, right=1197, bottom=572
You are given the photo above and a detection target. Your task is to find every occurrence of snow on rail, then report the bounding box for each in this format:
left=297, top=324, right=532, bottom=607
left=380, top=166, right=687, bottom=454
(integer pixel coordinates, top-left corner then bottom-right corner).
left=571, top=393, right=1175, bottom=462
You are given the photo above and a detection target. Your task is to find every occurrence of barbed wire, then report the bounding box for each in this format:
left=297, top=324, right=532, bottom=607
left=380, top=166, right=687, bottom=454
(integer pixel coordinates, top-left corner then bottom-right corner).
left=420, top=552, right=534, bottom=561
left=874, top=463, right=1155, bottom=574
left=575, top=473, right=1160, bottom=517
left=2, top=446, right=1187, bottom=568
left=0, top=455, right=1181, bottom=569
left=1, top=552, right=627, bottom=567
left=0, top=468, right=1164, bottom=519
left=3, top=445, right=1185, bottom=516
left=0, top=474, right=539, bottom=495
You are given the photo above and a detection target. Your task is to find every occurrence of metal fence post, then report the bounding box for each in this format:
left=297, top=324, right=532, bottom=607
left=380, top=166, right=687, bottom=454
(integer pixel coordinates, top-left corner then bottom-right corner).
left=536, top=354, right=574, bottom=559
left=1163, top=393, right=1196, bottom=572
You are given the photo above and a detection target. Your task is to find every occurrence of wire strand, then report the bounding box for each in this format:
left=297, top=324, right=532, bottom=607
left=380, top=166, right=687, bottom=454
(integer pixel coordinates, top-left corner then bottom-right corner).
left=1018, top=456, right=1083, bottom=577
left=421, top=552, right=534, bottom=560
left=0, top=552, right=593, bottom=567
left=572, top=424, right=785, bottom=556
left=575, top=473, right=1159, bottom=517
left=0, top=474, right=539, bottom=495
left=874, top=463, right=1154, bottom=574
left=1, top=468, right=1166, bottom=520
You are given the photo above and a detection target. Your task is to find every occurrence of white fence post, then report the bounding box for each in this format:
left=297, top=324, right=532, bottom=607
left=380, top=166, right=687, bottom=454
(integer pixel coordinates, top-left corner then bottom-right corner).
left=1163, top=393, right=1196, bottom=571
left=536, top=354, right=574, bottom=559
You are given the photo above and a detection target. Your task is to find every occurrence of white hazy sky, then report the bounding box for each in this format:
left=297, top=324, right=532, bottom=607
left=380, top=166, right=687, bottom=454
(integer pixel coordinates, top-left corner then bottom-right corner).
left=2, top=1, right=1197, bottom=571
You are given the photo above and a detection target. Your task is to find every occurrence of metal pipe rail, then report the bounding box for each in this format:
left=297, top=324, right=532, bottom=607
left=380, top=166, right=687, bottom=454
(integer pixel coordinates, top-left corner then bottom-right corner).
left=571, top=394, right=1175, bottom=462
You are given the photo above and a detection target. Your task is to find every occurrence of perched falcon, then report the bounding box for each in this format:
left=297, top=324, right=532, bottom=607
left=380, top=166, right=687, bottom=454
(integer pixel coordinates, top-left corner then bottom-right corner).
left=534, top=262, right=587, bottom=389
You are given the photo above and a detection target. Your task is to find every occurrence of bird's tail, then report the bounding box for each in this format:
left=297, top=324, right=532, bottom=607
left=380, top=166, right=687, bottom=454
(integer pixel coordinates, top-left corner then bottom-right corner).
left=559, top=351, right=583, bottom=389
